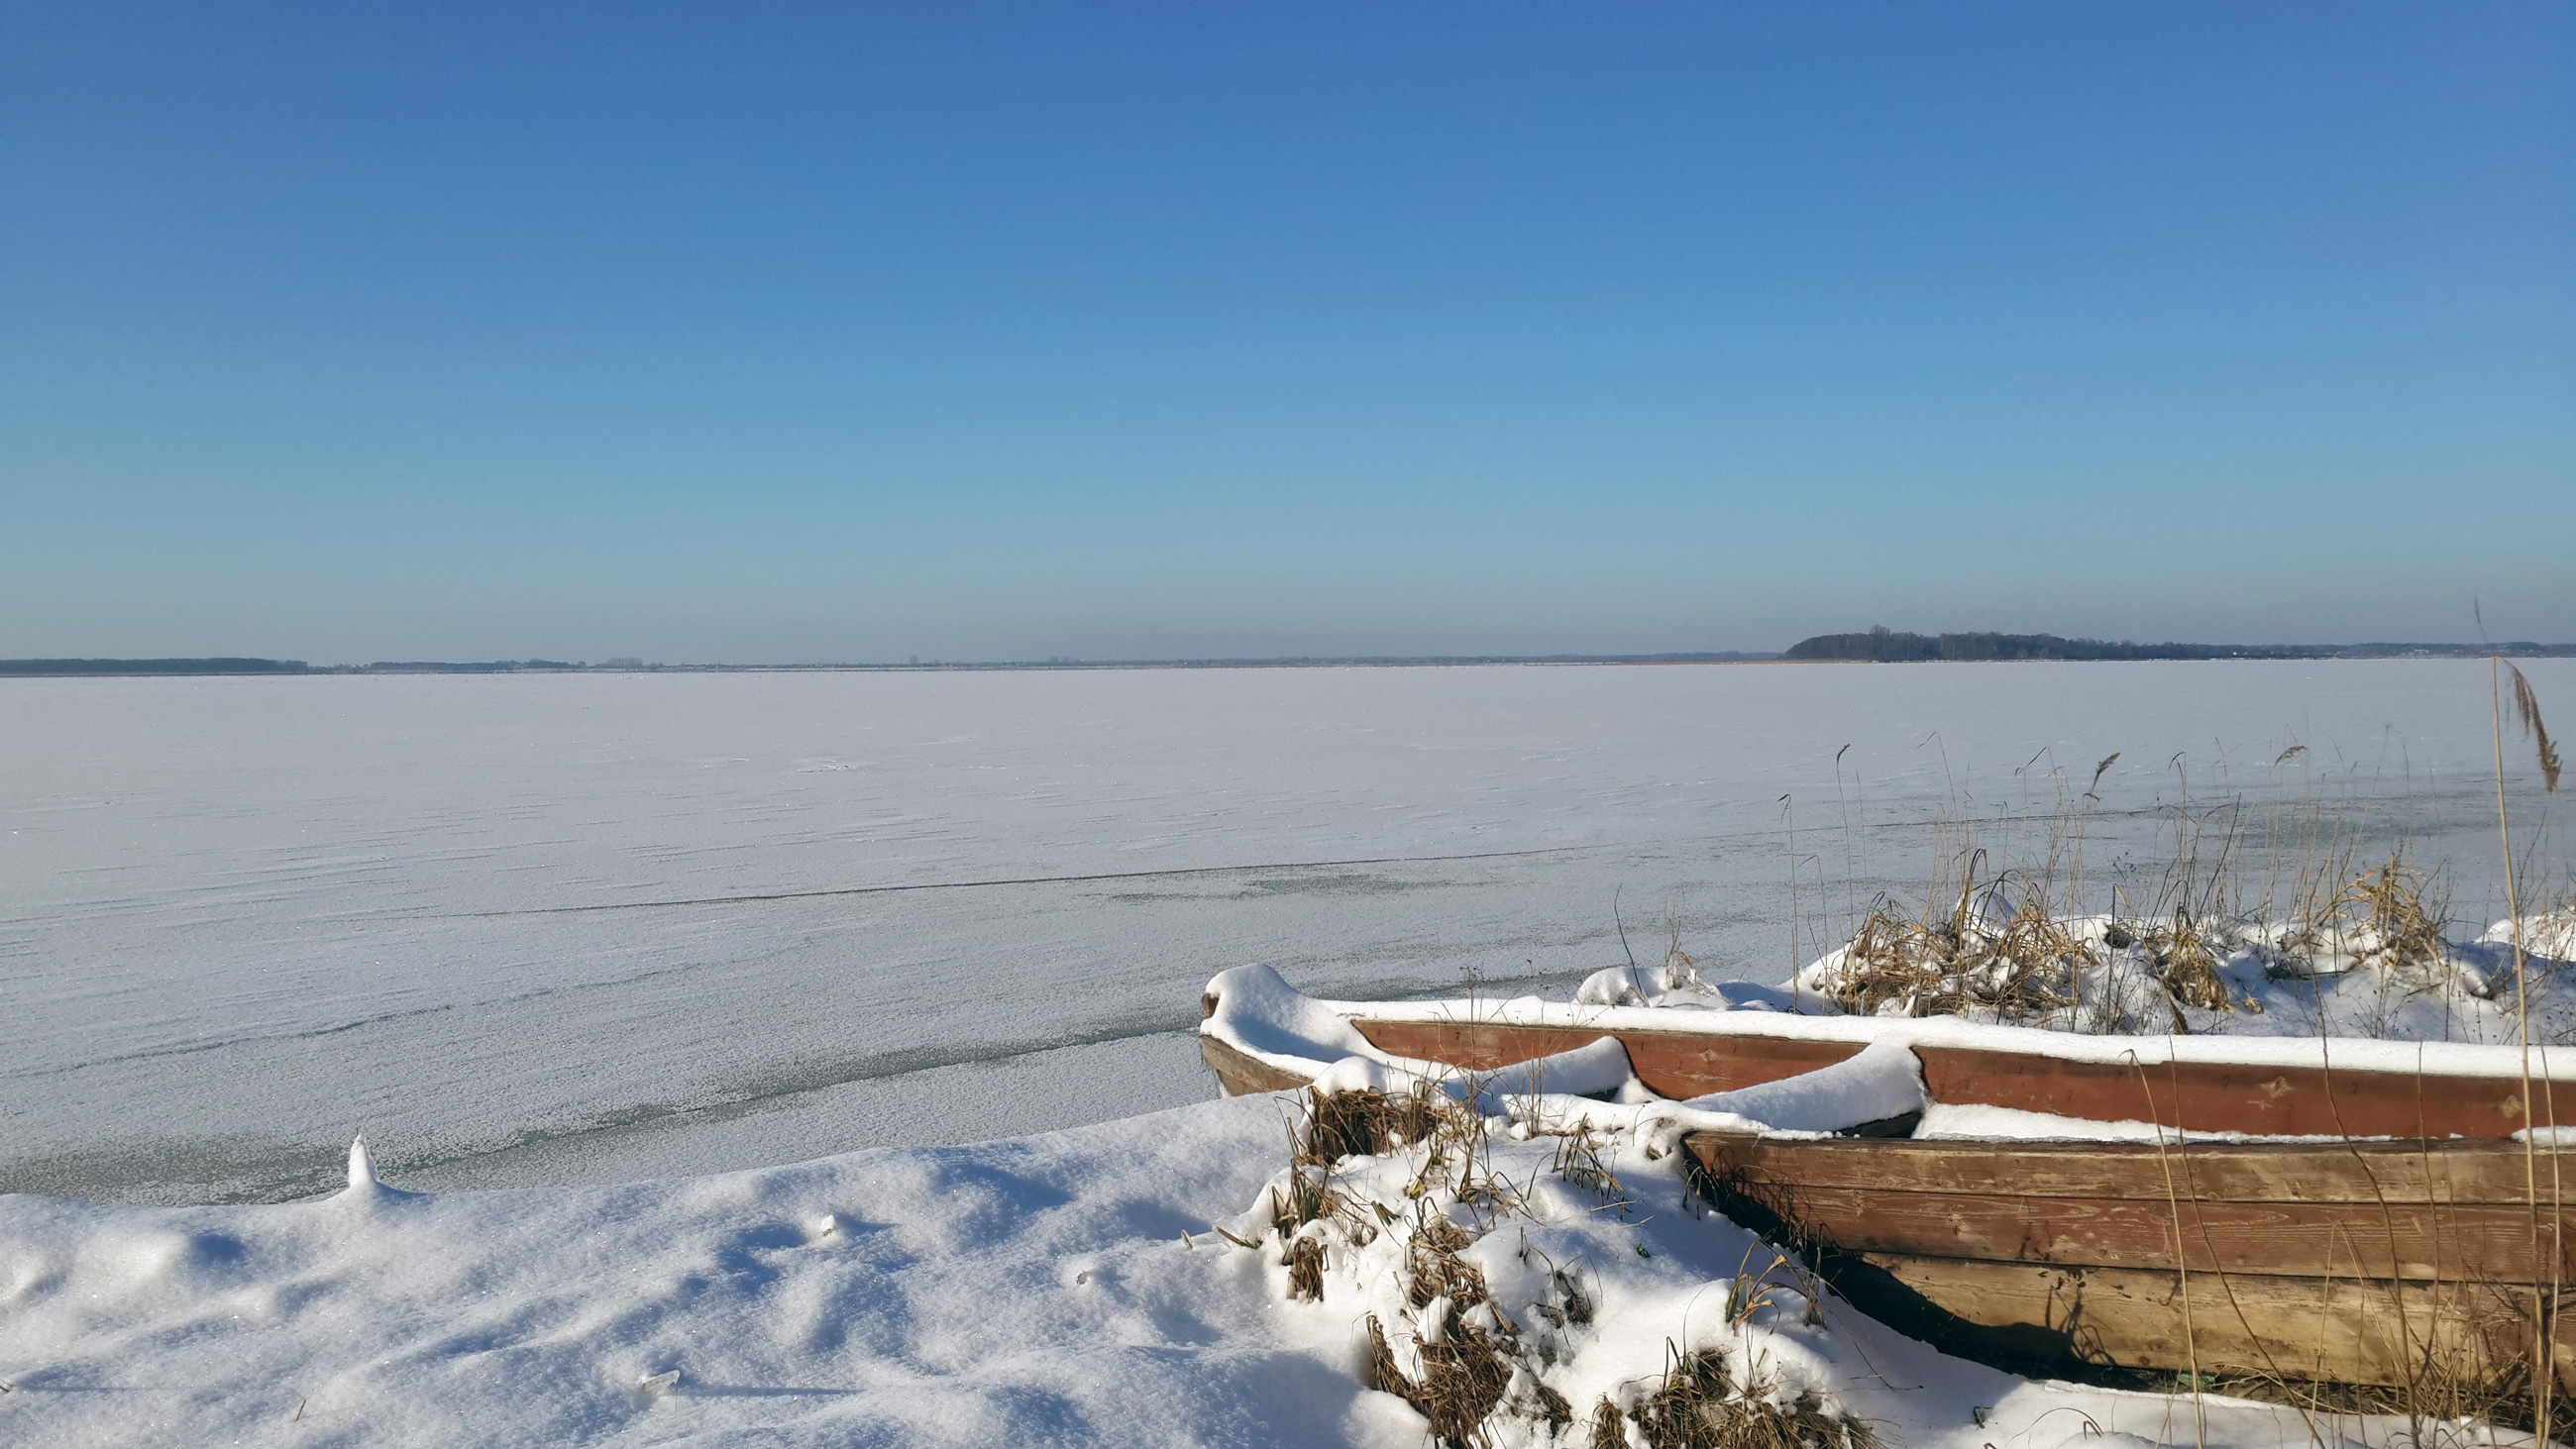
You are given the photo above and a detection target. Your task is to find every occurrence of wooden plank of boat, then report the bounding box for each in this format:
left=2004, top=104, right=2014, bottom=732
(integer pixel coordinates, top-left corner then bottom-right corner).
left=1692, top=1134, right=2576, bottom=1281
left=1698, top=1179, right=2560, bottom=1282
left=1689, top=1133, right=2573, bottom=1205
left=1687, top=1132, right=2576, bottom=1387
left=1860, top=1252, right=2575, bottom=1388
left=1201, top=1030, right=1313, bottom=1095
left=1204, top=1007, right=1873, bottom=1103
left=1353, top=1017, right=1862, bottom=1100
left=1350, top=1015, right=2563, bottom=1139
left=1913, top=1045, right=2562, bottom=1140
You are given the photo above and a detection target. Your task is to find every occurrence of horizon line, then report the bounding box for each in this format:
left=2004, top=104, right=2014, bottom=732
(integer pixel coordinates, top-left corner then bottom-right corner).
left=8, top=640, right=2576, bottom=677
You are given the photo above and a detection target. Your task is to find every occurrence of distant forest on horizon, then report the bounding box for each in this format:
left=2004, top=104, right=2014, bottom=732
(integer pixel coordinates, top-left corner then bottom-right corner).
left=1779, top=628, right=2575, bottom=662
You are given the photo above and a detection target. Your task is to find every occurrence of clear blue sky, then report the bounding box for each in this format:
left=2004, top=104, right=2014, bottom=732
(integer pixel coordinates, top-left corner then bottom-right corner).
left=4, top=3, right=2569, bottom=663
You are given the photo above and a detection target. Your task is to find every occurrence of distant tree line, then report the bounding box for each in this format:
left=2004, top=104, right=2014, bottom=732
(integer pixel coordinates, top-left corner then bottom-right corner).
left=1782, top=628, right=2571, bottom=662
left=0, top=658, right=312, bottom=675
left=1784, top=628, right=2248, bottom=662
left=358, top=660, right=579, bottom=673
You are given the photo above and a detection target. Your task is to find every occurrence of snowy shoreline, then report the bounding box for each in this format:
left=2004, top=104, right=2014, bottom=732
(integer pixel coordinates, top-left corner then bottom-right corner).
left=0, top=1091, right=2437, bottom=1449
left=14, top=914, right=2576, bottom=1446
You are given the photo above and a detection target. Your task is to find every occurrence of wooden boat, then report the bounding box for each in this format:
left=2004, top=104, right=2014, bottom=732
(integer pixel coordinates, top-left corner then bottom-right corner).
left=1200, top=966, right=2576, bottom=1392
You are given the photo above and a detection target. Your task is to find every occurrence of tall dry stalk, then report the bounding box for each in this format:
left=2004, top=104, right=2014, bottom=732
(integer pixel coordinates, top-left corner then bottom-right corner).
left=1782, top=792, right=1802, bottom=983
left=2492, top=654, right=2562, bottom=1444
left=2130, top=1052, right=2208, bottom=1449
left=2513, top=668, right=2565, bottom=794
left=1835, top=744, right=1859, bottom=946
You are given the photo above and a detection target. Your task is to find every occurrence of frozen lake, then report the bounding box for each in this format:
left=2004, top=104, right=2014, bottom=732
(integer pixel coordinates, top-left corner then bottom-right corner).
left=4, top=660, right=2567, bottom=1204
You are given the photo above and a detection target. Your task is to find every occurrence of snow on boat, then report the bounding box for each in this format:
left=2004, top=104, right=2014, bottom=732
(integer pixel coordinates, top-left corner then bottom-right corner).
left=1199, top=963, right=2576, bottom=1393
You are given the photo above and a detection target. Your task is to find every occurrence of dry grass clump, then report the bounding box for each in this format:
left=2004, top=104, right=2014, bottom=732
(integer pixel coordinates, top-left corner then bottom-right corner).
left=1532, top=1265, right=1594, bottom=1331
left=1267, top=1163, right=1336, bottom=1230
left=1285, top=1234, right=1326, bottom=1301
left=1552, top=1124, right=1640, bottom=1219
left=1535, top=1381, right=1578, bottom=1436
left=1300, top=1085, right=1538, bottom=1445
left=1588, top=1394, right=1629, bottom=1449
left=1366, top=1214, right=1547, bottom=1448
left=1408, top=1216, right=1490, bottom=1308
left=1821, top=885, right=2089, bottom=1021
left=2132, top=909, right=2235, bottom=1014
left=1606, top=1344, right=1879, bottom=1449
left=2379, top=1279, right=2559, bottom=1445
left=1261, top=1088, right=1395, bottom=1298
left=1986, top=901, right=2097, bottom=1011
left=2293, top=860, right=2448, bottom=983
left=1812, top=847, right=2471, bottom=1030
left=1631, top=1346, right=1734, bottom=1448
left=1300, top=1085, right=1438, bottom=1165
left=1821, top=904, right=1952, bottom=1017
left=1367, top=1307, right=1517, bottom=1448
left=2216, top=1370, right=2546, bottom=1449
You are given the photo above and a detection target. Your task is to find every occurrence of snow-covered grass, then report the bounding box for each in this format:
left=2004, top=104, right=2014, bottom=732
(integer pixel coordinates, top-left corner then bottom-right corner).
left=1771, top=887, right=2576, bottom=1049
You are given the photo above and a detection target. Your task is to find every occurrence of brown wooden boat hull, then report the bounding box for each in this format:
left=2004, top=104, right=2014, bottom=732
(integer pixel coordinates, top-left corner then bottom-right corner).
left=1689, top=1131, right=2576, bottom=1389
left=1201, top=1031, right=1313, bottom=1095
left=1199, top=993, right=2576, bottom=1388
left=1861, top=1253, right=2567, bottom=1388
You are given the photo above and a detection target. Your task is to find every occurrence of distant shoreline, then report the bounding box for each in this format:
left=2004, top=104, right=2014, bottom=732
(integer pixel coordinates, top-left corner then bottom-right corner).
left=6, top=643, right=2572, bottom=677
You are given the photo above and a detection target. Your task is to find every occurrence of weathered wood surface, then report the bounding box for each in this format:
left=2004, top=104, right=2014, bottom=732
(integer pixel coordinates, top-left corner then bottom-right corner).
left=1690, top=1133, right=2576, bottom=1206
left=1708, top=1179, right=2564, bottom=1281
left=1863, top=1252, right=2573, bottom=1387
left=1199, top=1033, right=1313, bottom=1096
left=1350, top=1015, right=2563, bottom=1139
left=1352, top=1018, right=1863, bottom=1099
left=1689, top=1130, right=2576, bottom=1388
left=1915, top=1045, right=2563, bottom=1140
left=1208, top=1006, right=1871, bottom=1100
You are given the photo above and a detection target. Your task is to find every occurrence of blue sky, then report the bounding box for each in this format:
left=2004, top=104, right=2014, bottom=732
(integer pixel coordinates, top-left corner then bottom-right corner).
left=4, top=4, right=2569, bottom=663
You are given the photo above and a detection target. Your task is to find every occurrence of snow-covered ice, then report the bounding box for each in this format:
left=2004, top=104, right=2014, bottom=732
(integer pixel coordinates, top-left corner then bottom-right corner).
left=3, top=660, right=2566, bottom=1202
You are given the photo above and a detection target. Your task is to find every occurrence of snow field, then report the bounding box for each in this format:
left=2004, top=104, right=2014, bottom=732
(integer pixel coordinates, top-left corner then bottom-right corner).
left=0, top=1089, right=2395, bottom=1448
left=2, top=1096, right=1317, bottom=1446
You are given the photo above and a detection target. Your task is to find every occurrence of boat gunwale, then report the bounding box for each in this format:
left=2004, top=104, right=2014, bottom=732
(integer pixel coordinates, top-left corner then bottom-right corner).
left=1293, top=995, right=2576, bottom=1083
left=1682, top=1129, right=2574, bottom=1162
left=1200, top=966, right=2575, bottom=1140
